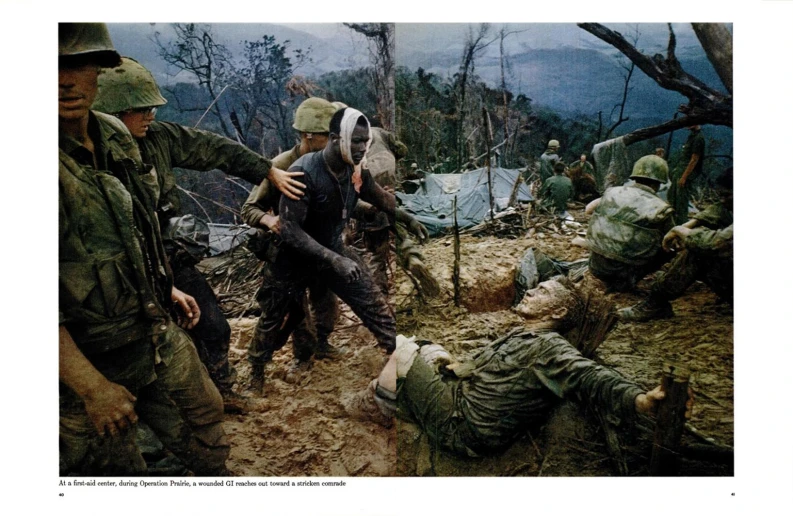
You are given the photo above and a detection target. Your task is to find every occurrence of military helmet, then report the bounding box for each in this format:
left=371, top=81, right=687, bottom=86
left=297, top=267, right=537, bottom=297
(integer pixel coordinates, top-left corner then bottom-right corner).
left=630, top=155, right=669, bottom=183
left=293, top=97, right=337, bottom=133
left=548, top=139, right=560, bottom=149
left=92, top=57, right=167, bottom=114
left=59, top=23, right=121, bottom=68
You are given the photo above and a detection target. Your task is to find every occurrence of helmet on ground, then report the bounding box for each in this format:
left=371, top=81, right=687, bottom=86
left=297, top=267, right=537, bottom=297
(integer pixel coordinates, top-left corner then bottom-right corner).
left=59, top=23, right=121, bottom=68
left=93, top=57, right=167, bottom=114
left=293, top=97, right=337, bottom=133
left=548, top=139, right=560, bottom=149
left=630, top=155, right=669, bottom=183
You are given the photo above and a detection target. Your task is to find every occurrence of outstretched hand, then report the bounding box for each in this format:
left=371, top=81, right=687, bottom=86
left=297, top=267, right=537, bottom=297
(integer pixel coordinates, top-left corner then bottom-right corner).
left=333, top=256, right=361, bottom=283
left=172, top=286, right=201, bottom=329
left=635, top=384, right=694, bottom=417
left=269, top=167, right=306, bottom=201
left=408, top=218, right=429, bottom=243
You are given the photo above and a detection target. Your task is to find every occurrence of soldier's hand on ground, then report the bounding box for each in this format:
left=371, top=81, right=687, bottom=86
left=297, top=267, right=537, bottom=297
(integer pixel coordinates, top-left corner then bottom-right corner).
left=259, top=213, right=281, bottom=234
left=83, top=381, right=138, bottom=438
left=332, top=256, right=361, bottom=283
left=171, top=286, right=201, bottom=329
left=269, top=167, right=306, bottom=201
left=408, top=218, right=429, bottom=243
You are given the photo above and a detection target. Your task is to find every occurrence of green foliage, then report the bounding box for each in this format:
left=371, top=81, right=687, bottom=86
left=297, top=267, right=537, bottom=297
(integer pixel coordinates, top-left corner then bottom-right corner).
left=315, top=68, right=378, bottom=123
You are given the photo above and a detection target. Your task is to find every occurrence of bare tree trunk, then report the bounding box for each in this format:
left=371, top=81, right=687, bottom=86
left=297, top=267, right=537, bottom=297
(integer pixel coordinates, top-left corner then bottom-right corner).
left=692, top=23, right=733, bottom=94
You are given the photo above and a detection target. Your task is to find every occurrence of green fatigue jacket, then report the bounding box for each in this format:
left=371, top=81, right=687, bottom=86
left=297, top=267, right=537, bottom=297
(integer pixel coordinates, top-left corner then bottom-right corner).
left=539, top=149, right=560, bottom=182
left=138, top=121, right=272, bottom=224
left=240, top=144, right=300, bottom=228
left=60, top=111, right=173, bottom=367
left=540, top=174, right=574, bottom=213
left=397, top=330, right=643, bottom=457
left=568, top=160, right=594, bottom=176
left=677, top=129, right=706, bottom=181
left=587, top=183, right=674, bottom=266
left=688, top=202, right=733, bottom=259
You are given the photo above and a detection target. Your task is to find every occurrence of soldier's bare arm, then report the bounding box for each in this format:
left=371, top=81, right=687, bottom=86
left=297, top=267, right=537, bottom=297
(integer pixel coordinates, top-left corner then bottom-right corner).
left=59, top=326, right=138, bottom=437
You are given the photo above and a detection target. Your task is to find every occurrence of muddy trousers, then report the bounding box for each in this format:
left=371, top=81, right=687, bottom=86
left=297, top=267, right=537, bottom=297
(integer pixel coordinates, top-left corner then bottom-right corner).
left=667, top=173, right=692, bottom=225
left=651, top=248, right=733, bottom=303
left=60, top=322, right=229, bottom=476
left=363, top=228, right=392, bottom=298
left=589, top=251, right=671, bottom=292
left=172, top=263, right=234, bottom=392
left=397, top=334, right=643, bottom=458
left=248, top=249, right=396, bottom=366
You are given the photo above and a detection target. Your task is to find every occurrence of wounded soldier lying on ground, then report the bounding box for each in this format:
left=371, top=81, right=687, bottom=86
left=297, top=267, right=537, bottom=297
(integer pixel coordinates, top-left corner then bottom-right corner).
left=343, top=278, right=671, bottom=457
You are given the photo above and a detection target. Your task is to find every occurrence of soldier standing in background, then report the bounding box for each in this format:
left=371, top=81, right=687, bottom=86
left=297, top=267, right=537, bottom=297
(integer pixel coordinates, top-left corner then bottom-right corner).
left=667, top=125, right=706, bottom=224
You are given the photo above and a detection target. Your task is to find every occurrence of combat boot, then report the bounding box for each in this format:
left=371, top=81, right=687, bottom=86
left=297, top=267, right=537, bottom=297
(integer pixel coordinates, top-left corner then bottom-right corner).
left=617, top=297, right=674, bottom=322
left=314, top=339, right=343, bottom=360
left=284, top=358, right=312, bottom=384
left=341, top=379, right=394, bottom=428
left=248, top=363, right=266, bottom=395
left=220, top=388, right=254, bottom=415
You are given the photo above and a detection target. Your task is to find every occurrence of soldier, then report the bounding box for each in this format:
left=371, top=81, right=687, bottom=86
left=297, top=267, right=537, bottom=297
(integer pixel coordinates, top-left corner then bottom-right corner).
left=241, top=97, right=342, bottom=374
left=343, top=278, right=670, bottom=457
left=538, top=139, right=561, bottom=183
left=586, top=155, right=675, bottom=292
left=92, top=57, right=305, bottom=410
left=246, top=107, right=399, bottom=393
left=667, top=125, right=706, bottom=224
left=539, top=161, right=574, bottom=219
left=59, top=24, right=227, bottom=475
left=567, top=153, right=599, bottom=202
left=618, top=167, right=733, bottom=321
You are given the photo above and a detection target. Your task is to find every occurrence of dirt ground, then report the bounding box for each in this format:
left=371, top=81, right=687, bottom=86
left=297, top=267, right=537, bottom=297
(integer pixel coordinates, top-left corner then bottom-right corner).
left=211, top=205, right=733, bottom=477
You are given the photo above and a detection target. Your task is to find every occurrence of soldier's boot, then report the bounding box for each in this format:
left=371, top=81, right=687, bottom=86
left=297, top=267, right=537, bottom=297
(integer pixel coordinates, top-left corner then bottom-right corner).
left=617, top=297, right=674, bottom=322
left=284, top=358, right=313, bottom=384
left=407, top=257, right=440, bottom=298
left=248, top=363, right=266, bottom=396
left=314, top=338, right=344, bottom=360
left=341, top=379, right=394, bottom=428
left=218, top=387, right=254, bottom=415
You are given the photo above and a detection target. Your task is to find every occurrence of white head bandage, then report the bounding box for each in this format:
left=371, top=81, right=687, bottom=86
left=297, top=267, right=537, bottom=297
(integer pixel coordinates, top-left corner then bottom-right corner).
left=338, top=108, right=372, bottom=166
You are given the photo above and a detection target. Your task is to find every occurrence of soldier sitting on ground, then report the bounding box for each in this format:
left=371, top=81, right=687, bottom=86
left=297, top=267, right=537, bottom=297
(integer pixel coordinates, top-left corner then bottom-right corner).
left=567, top=153, right=599, bottom=202
left=539, top=161, right=574, bottom=220
left=342, top=277, right=670, bottom=457
left=618, top=167, right=733, bottom=322
left=585, top=155, right=675, bottom=292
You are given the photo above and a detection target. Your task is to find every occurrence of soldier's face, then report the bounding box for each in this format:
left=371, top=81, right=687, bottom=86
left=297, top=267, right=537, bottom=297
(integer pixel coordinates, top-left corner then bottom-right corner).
left=513, top=280, right=572, bottom=323
left=119, top=107, right=157, bottom=139
left=350, top=124, right=370, bottom=165
left=304, top=132, right=329, bottom=152
left=58, top=63, right=99, bottom=121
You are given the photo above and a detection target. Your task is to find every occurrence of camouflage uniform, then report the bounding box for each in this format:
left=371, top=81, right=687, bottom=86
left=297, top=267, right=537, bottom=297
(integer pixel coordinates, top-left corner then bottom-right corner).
left=137, top=120, right=271, bottom=393
left=59, top=112, right=228, bottom=475
left=397, top=330, right=643, bottom=457
left=539, top=173, right=573, bottom=213
left=652, top=203, right=733, bottom=302
left=667, top=128, right=706, bottom=225
left=587, top=183, right=675, bottom=290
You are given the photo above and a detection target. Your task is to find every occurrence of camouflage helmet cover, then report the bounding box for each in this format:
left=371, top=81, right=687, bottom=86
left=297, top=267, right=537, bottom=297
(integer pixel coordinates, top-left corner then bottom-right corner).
left=293, top=97, right=337, bottom=133
left=59, top=23, right=121, bottom=68
left=630, top=155, right=669, bottom=183
left=93, top=57, right=167, bottom=114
